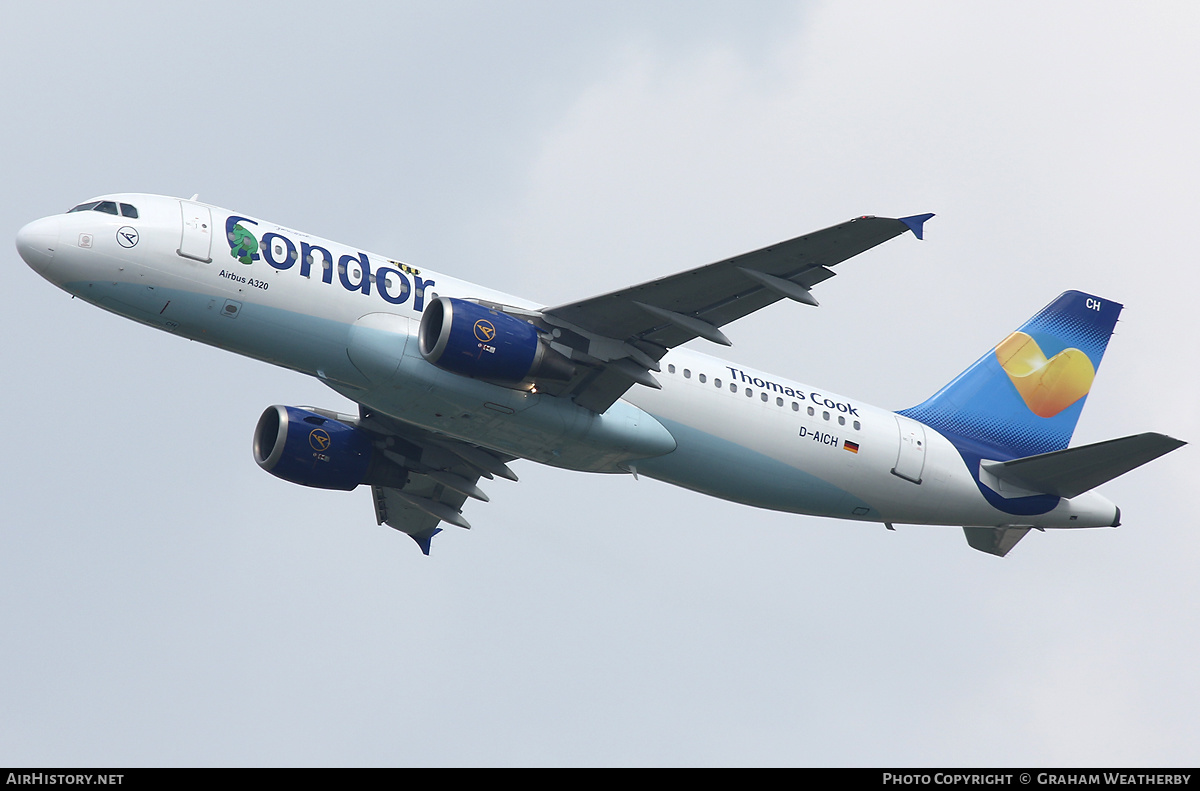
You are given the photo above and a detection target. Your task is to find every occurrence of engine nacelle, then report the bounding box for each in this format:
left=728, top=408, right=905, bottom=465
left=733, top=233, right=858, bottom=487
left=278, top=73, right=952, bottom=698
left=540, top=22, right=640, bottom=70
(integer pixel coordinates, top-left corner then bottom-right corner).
left=253, top=405, right=374, bottom=490
left=418, top=297, right=573, bottom=386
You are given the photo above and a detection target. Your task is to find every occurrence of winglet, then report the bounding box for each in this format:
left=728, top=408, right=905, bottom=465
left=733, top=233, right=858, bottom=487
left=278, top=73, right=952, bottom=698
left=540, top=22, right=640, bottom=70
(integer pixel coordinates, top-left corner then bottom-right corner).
left=898, top=213, right=935, bottom=240
left=410, top=526, right=443, bottom=556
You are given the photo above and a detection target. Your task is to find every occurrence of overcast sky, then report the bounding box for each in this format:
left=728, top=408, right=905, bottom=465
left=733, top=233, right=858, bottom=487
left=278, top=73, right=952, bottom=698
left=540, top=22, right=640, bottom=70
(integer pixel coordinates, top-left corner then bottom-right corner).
left=2, top=1, right=1197, bottom=767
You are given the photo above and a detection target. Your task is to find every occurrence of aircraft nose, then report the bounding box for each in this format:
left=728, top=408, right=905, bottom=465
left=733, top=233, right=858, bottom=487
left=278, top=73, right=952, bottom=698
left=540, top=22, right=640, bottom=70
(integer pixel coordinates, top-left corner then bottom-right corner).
left=16, top=215, right=61, bottom=273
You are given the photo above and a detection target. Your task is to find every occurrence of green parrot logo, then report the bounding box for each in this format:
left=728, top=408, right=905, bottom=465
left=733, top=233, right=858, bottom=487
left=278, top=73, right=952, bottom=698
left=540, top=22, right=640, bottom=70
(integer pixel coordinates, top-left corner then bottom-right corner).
left=229, top=223, right=259, bottom=265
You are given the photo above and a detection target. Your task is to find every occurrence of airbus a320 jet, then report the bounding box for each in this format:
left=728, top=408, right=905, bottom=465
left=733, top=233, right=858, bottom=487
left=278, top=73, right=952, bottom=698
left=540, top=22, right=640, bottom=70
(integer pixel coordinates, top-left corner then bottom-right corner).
left=16, top=195, right=1184, bottom=556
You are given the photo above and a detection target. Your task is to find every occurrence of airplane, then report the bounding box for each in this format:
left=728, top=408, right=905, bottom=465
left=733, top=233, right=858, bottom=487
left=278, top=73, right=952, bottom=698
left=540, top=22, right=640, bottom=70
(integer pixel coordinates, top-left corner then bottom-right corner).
left=16, top=193, right=1185, bottom=557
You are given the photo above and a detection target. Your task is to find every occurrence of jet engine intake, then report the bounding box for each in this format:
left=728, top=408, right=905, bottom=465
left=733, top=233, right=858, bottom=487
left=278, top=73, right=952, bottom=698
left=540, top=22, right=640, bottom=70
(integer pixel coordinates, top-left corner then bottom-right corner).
left=418, top=297, right=574, bottom=386
left=254, top=405, right=396, bottom=491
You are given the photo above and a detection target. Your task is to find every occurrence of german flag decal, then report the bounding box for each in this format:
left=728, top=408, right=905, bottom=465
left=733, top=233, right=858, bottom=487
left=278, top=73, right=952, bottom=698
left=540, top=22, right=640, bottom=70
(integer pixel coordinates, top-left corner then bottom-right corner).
left=843, top=440, right=860, bottom=454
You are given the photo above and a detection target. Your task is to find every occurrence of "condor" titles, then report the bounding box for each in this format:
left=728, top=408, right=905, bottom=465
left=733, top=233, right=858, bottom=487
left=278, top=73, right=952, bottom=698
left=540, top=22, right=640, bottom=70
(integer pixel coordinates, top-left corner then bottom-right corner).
left=224, top=214, right=436, bottom=311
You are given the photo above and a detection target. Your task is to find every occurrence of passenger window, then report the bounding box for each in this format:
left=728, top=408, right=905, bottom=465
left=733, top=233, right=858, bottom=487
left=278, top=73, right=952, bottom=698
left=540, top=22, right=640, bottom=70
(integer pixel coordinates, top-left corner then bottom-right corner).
left=95, top=201, right=118, bottom=215
left=853, top=420, right=861, bottom=430
left=730, top=383, right=737, bottom=393
left=776, top=397, right=783, bottom=407
left=119, top=203, right=138, bottom=218
left=698, top=373, right=706, bottom=384
left=792, top=402, right=799, bottom=411
left=745, top=388, right=753, bottom=397
left=668, top=364, right=676, bottom=374
left=714, top=378, right=722, bottom=388
left=807, top=406, right=815, bottom=416
left=684, top=369, right=691, bottom=379
left=761, top=393, right=768, bottom=402
left=823, top=411, right=830, bottom=421
left=838, top=416, right=845, bottom=425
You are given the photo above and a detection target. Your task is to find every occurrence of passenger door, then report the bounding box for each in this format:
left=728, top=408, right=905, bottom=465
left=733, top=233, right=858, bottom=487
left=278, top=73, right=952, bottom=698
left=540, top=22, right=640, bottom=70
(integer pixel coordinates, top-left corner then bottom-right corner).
left=177, top=200, right=213, bottom=263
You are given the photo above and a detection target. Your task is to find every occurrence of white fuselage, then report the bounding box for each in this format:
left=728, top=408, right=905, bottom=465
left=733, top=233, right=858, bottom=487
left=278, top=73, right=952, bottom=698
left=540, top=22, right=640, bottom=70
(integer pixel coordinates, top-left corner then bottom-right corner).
left=19, top=194, right=1120, bottom=531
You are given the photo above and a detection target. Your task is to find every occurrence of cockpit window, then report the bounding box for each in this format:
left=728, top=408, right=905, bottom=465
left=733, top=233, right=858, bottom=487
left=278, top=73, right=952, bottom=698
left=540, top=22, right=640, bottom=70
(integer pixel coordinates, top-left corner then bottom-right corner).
left=66, top=200, right=138, bottom=218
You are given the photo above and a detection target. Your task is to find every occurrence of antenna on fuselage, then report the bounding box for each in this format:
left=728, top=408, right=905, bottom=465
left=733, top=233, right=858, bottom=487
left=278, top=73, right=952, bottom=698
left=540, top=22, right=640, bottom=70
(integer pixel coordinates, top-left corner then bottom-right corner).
left=189, top=194, right=199, bottom=201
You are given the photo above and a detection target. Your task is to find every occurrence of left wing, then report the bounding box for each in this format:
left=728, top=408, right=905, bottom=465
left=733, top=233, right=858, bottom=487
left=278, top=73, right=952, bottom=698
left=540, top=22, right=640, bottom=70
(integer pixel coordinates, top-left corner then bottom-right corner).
left=354, top=407, right=518, bottom=554
left=537, top=214, right=932, bottom=411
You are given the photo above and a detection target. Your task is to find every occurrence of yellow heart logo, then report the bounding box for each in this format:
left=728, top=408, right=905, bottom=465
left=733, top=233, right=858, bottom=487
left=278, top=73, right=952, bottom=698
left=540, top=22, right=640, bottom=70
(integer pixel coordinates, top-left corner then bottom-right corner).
left=995, top=332, right=1095, bottom=418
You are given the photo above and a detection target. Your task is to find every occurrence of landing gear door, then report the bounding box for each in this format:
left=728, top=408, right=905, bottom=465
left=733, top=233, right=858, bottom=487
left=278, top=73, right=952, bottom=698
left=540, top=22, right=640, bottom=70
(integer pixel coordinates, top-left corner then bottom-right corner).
left=892, top=414, right=927, bottom=484
left=178, top=201, right=213, bottom=263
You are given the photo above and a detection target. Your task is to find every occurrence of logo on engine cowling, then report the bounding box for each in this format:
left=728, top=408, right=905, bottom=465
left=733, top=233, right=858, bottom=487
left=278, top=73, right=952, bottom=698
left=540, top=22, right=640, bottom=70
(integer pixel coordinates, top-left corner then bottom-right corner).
left=473, top=320, right=496, bottom=343
left=308, top=428, right=331, bottom=451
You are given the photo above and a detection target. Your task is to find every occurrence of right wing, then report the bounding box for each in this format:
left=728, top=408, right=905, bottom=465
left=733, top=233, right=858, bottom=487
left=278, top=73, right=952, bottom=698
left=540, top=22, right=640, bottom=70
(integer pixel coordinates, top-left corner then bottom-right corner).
left=537, top=214, right=933, bottom=412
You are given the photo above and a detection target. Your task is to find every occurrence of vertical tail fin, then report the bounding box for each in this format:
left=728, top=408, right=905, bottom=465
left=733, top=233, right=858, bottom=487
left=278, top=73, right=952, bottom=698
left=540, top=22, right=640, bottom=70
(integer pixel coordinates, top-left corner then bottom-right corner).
left=899, top=291, right=1122, bottom=460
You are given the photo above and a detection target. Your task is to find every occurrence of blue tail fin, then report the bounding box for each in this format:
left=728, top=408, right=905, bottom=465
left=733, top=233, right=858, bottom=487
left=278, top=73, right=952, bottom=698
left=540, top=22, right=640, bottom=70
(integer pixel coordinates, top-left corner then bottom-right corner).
left=899, top=291, right=1122, bottom=460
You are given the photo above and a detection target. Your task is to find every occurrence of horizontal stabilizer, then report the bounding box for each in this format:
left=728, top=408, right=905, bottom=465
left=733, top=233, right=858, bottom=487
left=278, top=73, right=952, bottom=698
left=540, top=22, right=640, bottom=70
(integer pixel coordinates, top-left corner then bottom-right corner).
left=982, top=433, right=1185, bottom=499
left=963, top=525, right=1031, bottom=557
